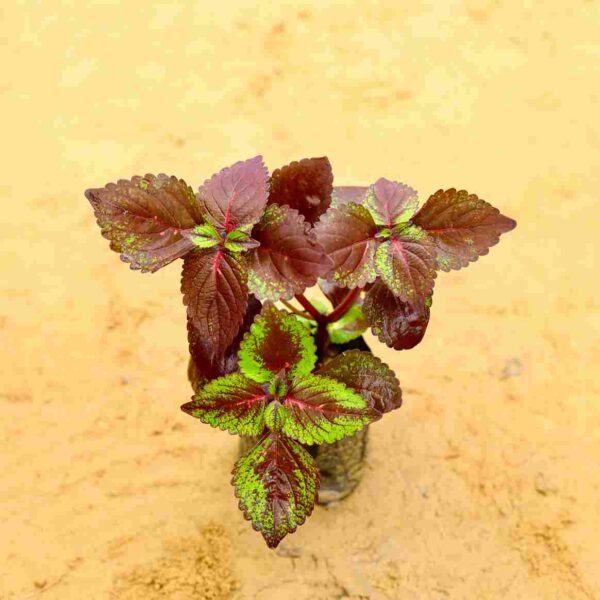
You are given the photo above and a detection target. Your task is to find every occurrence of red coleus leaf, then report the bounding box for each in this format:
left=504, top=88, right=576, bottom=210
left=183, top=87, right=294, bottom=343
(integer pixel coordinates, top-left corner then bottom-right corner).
left=412, top=188, right=517, bottom=271
left=187, top=296, right=262, bottom=392
left=85, top=174, right=204, bottom=272
left=181, top=248, right=248, bottom=358
left=316, top=349, right=402, bottom=414
left=364, top=178, right=418, bottom=227
left=268, top=157, right=333, bottom=225
left=314, top=203, right=378, bottom=288
left=247, top=204, right=332, bottom=301
left=198, top=156, right=269, bottom=232
left=363, top=280, right=431, bottom=350
left=331, top=186, right=368, bottom=206
left=277, top=374, right=376, bottom=445
left=375, top=224, right=437, bottom=307
left=181, top=373, right=268, bottom=436
left=232, top=432, right=319, bottom=549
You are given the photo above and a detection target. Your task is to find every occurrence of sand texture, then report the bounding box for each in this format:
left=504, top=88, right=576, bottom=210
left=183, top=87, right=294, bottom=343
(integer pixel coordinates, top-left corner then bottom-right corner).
left=1, top=1, right=599, bottom=598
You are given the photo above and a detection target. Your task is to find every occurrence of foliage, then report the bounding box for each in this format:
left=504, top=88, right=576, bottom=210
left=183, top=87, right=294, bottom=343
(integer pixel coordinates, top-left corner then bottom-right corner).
left=86, top=155, right=515, bottom=548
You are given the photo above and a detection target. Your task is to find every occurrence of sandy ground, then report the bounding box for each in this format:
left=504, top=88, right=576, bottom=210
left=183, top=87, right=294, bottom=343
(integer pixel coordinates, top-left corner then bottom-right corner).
left=1, top=1, right=599, bottom=598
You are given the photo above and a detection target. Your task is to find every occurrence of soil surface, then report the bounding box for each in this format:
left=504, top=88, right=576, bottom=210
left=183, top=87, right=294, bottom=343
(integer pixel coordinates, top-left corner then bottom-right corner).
left=2, top=2, right=599, bottom=599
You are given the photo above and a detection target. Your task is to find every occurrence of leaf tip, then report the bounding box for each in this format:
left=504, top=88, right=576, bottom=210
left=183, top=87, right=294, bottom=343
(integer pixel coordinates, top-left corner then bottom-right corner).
left=180, top=399, right=196, bottom=415
left=504, top=216, right=517, bottom=232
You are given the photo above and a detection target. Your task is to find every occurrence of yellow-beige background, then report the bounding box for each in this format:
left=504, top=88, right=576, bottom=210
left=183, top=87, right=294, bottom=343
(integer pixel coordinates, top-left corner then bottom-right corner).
left=1, top=1, right=599, bottom=598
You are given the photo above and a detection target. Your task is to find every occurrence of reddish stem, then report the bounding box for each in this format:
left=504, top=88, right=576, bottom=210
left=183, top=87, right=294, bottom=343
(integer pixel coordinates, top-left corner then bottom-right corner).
left=281, top=299, right=310, bottom=318
left=315, top=320, right=330, bottom=365
left=295, top=294, right=323, bottom=322
left=326, top=288, right=362, bottom=323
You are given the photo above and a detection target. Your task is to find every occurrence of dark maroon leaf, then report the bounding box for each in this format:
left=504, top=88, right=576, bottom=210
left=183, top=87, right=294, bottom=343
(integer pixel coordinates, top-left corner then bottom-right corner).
left=314, top=203, right=378, bottom=288
left=181, top=248, right=248, bottom=358
left=247, top=204, right=332, bottom=301
left=268, top=157, right=333, bottom=225
left=317, top=349, right=402, bottom=414
left=363, top=280, right=431, bottom=350
left=232, top=432, right=319, bottom=548
left=197, top=156, right=269, bottom=232
left=187, top=296, right=262, bottom=392
left=375, top=224, right=437, bottom=307
left=85, top=174, right=204, bottom=272
left=412, top=188, right=517, bottom=271
left=364, top=178, right=418, bottom=226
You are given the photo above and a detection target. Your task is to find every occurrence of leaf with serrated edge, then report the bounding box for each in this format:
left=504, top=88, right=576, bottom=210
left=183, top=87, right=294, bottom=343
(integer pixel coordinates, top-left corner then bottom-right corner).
left=280, top=374, right=374, bottom=445
left=232, top=432, right=319, bottom=549
left=330, top=186, right=368, bottom=207
left=268, top=157, right=333, bottom=225
left=247, top=204, right=332, bottom=301
left=187, top=295, right=262, bottom=392
left=314, top=203, right=378, bottom=288
left=327, top=303, right=368, bottom=345
left=412, top=188, right=517, bottom=271
left=317, top=349, right=402, bottom=414
left=85, top=174, right=204, bottom=273
left=197, top=156, right=269, bottom=232
left=181, top=248, right=248, bottom=358
left=239, top=304, right=316, bottom=384
left=181, top=373, right=268, bottom=436
left=363, top=280, right=431, bottom=350
left=364, top=178, right=419, bottom=226
left=375, top=224, right=437, bottom=307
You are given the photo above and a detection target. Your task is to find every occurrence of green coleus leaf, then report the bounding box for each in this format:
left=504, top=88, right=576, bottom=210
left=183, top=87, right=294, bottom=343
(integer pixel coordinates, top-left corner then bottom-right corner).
left=276, top=374, right=375, bottom=445
left=375, top=224, right=437, bottom=307
left=317, top=349, right=402, bottom=414
left=327, top=303, right=368, bottom=344
left=181, top=373, right=268, bottom=436
left=364, top=178, right=419, bottom=226
left=232, top=432, right=319, bottom=549
left=197, top=156, right=269, bottom=232
left=186, top=223, right=221, bottom=249
left=238, top=304, right=316, bottom=384
left=224, top=229, right=261, bottom=253
left=412, top=188, right=517, bottom=271
left=314, top=203, right=378, bottom=288
left=247, top=204, right=332, bottom=301
left=289, top=299, right=366, bottom=345
left=264, top=399, right=286, bottom=432
left=85, top=174, right=204, bottom=273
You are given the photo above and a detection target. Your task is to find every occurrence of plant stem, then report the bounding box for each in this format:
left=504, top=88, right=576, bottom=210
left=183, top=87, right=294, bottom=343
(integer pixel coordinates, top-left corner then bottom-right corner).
left=326, top=288, right=362, bottom=323
left=315, top=319, right=330, bottom=364
left=295, top=294, right=323, bottom=322
left=281, top=299, right=310, bottom=318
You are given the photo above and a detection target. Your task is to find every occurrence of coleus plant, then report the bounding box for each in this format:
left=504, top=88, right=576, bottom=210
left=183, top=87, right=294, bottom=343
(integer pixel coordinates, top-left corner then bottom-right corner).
left=85, top=155, right=515, bottom=548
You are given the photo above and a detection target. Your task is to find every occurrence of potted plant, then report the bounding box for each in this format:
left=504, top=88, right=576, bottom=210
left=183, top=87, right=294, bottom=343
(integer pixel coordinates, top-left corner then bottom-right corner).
left=85, top=156, right=515, bottom=548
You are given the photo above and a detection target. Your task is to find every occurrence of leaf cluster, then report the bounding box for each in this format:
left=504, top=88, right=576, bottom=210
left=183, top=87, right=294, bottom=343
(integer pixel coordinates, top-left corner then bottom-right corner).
left=85, top=155, right=515, bottom=547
